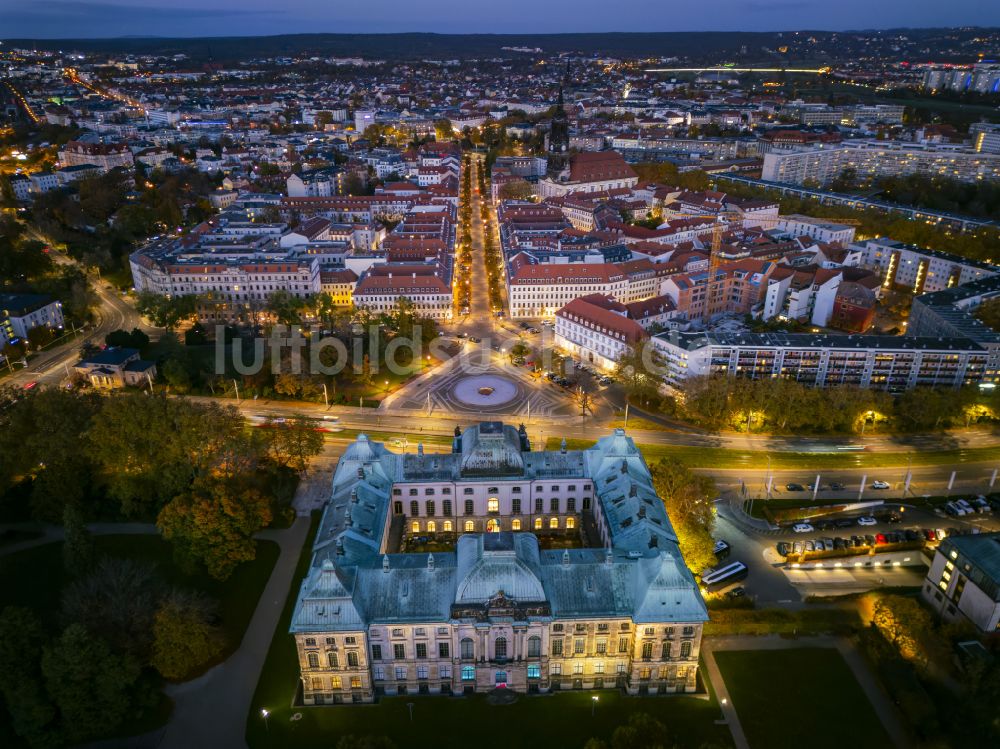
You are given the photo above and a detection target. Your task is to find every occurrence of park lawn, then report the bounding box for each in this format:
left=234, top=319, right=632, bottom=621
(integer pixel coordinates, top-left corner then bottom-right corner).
left=715, top=648, right=890, bottom=749
left=0, top=534, right=279, bottom=660
left=246, top=515, right=731, bottom=749
left=545, top=437, right=1000, bottom=471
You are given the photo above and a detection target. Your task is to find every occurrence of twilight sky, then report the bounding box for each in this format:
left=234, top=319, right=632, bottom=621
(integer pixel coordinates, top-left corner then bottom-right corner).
left=1, top=0, right=998, bottom=38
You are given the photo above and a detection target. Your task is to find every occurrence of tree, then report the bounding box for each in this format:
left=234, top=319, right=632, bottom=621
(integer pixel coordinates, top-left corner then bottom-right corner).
left=0, top=607, right=58, bottom=746
left=615, top=341, right=661, bottom=408
left=266, top=290, right=307, bottom=327
left=105, top=327, right=150, bottom=350
left=975, top=297, right=1000, bottom=332
left=871, top=594, right=937, bottom=668
left=264, top=415, right=325, bottom=473
left=135, top=291, right=196, bottom=331
left=610, top=712, right=671, bottom=749
left=62, top=503, right=94, bottom=573
left=498, top=179, right=534, bottom=200
left=162, top=357, right=192, bottom=393
left=157, top=477, right=272, bottom=580
left=336, top=736, right=395, bottom=749
left=151, top=590, right=224, bottom=680
left=41, top=624, right=141, bottom=743
left=26, top=325, right=54, bottom=350
left=651, top=457, right=718, bottom=575
left=61, top=558, right=162, bottom=659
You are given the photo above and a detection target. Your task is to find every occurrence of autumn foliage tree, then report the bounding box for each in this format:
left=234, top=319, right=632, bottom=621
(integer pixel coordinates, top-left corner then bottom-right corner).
left=157, top=477, right=272, bottom=580
left=650, top=457, right=718, bottom=575
left=151, top=590, right=224, bottom=680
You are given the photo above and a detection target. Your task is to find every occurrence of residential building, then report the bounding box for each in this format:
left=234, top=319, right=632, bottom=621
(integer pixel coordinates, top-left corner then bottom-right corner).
left=854, top=238, right=999, bottom=295
left=923, top=533, right=1000, bottom=633
left=0, top=293, right=64, bottom=345
left=73, top=347, right=156, bottom=389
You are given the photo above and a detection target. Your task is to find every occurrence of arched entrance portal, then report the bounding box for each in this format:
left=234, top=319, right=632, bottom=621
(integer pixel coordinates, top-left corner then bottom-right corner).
left=486, top=518, right=500, bottom=533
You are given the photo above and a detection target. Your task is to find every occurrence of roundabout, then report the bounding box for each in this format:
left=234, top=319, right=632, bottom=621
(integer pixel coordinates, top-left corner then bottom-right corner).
left=453, top=374, right=519, bottom=408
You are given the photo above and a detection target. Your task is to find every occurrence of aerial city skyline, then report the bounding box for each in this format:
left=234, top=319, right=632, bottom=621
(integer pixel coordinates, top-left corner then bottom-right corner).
left=1, top=15, right=1000, bottom=749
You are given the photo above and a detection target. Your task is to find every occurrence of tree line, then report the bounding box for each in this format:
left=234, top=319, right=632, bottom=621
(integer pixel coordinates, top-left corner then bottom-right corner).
left=0, top=388, right=322, bottom=577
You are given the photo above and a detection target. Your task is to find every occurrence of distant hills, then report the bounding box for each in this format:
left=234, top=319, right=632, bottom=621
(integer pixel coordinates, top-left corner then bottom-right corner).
left=1, top=29, right=995, bottom=63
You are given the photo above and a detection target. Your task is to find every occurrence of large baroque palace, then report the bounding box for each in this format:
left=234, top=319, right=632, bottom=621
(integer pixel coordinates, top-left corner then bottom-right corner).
left=290, top=422, right=708, bottom=704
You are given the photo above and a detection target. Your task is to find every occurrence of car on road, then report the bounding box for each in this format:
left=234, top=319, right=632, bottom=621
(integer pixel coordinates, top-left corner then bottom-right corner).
left=857, top=516, right=877, bottom=526
left=599, top=376, right=613, bottom=385
left=713, top=540, right=731, bottom=560
left=871, top=480, right=890, bottom=490
left=469, top=336, right=482, bottom=343
left=792, top=523, right=815, bottom=533
left=786, top=483, right=805, bottom=492
left=22, top=381, right=37, bottom=390
left=725, top=587, right=747, bottom=600
left=808, top=483, right=828, bottom=492
left=829, top=482, right=846, bottom=491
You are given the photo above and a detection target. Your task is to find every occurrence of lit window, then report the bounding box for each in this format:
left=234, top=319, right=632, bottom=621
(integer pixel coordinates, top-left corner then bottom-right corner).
left=411, top=521, right=420, bottom=533
left=488, top=497, right=499, bottom=513
left=444, top=520, right=453, bottom=532
left=512, top=519, right=521, bottom=531
left=332, top=675, right=343, bottom=689
left=464, top=520, right=475, bottom=532
left=528, top=664, right=541, bottom=679
left=534, top=518, right=542, bottom=530
left=549, top=517, right=559, bottom=529
left=350, top=676, right=361, bottom=689
left=566, top=517, right=575, bottom=530
left=427, top=521, right=436, bottom=533
left=462, top=665, right=475, bottom=681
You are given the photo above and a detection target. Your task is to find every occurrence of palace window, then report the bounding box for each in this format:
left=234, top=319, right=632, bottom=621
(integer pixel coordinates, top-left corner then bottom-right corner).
left=443, top=500, right=452, bottom=515
left=417, top=666, right=428, bottom=680
left=347, top=651, right=359, bottom=668
left=661, top=642, right=671, bottom=660
left=528, top=664, right=541, bottom=679
left=528, top=636, right=541, bottom=657
left=495, top=637, right=508, bottom=659
left=440, top=665, right=451, bottom=678
left=307, top=652, right=319, bottom=667
left=534, top=518, right=543, bottom=530
left=464, top=500, right=474, bottom=515
left=552, top=639, right=563, bottom=656
left=462, top=666, right=475, bottom=681
left=395, top=667, right=407, bottom=680
left=464, top=520, right=474, bottom=532
left=511, top=518, right=521, bottom=531
left=350, top=677, right=362, bottom=689
left=566, top=517, right=576, bottom=530
left=416, top=643, right=427, bottom=659
left=550, top=498, right=559, bottom=512
left=410, top=501, right=419, bottom=516
left=680, top=641, right=692, bottom=658
left=488, top=498, right=499, bottom=513
left=444, top=520, right=453, bottom=532
left=596, top=639, right=607, bottom=655
left=534, top=498, right=543, bottom=513
left=427, top=521, right=436, bottom=533
left=594, top=661, right=605, bottom=674
left=328, top=652, right=339, bottom=668
left=332, top=675, right=343, bottom=689
left=641, top=642, right=653, bottom=660
left=426, top=501, right=435, bottom=516
left=551, top=663, right=562, bottom=676
left=439, top=642, right=450, bottom=658
left=461, top=638, right=475, bottom=660
left=574, top=638, right=585, bottom=654
left=512, top=498, right=521, bottom=514
left=371, top=645, right=382, bottom=661
left=573, top=662, right=584, bottom=675
left=549, top=517, right=559, bottom=529
left=372, top=667, right=384, bottom=682
left=394, top=644, right=405, bottom=660
left=411, top=521, right=420, bottom=533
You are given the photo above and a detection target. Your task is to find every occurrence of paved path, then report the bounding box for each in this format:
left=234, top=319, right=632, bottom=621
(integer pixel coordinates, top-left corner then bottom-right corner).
left=701, top=635, right=910, bottom=749
left=3, top=518, right=311, bottom=749
left=157, top=516, right=310, bottom=749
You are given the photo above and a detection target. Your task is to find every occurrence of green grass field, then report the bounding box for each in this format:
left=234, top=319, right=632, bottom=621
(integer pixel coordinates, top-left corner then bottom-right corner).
left=545, top=438, right=1000, bottom=471
left=715, top=648, right=890, bottom=749
left=245, top=515, right=732, bottom=749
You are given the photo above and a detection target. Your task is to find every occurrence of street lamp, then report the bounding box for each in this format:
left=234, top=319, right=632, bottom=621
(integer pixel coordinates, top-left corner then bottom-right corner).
left=261, top=708, right=269, bottom=732
left=591, top=695, right=599, bottom=716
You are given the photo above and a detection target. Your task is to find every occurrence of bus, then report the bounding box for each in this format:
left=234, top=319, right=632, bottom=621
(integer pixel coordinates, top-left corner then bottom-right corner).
left=701, top=561, right=748, bottom=593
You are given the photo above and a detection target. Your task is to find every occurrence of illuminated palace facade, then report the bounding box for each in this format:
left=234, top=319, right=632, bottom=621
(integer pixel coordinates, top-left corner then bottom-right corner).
left=290, top=422, right=708, bottom=704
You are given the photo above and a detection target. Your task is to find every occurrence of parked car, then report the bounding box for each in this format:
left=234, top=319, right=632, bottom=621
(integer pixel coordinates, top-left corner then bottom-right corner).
left=956, top=499, right=974, bottom=514
left=792, top=523, right=815, bottom=533
left=786, top=483, right=805, bottom=492
left=804, top=540, right=816, bottom=552
left=857, top=516, right=877, bottom=526
left=822, top=538, right=835, bottom=551
left=833, top=537, right=846, bottom=550
left=835, top=518, right=855, bottom=528
left=871, top=480, right=890, bottom=490
left=792, top=541, right=804, bottom=554
left=875, top=533, right=887, bottom=545
left=725, top=587, right=747, bottom=600
left=776, top=542, right=792, bottom=557
left=904, top=529, right=919, bottom=542
left=864, top=534, right=876, bottom=546
left=922, top=529, right=938, bottom=542
left=884, top=513, right=902, bottom=524
left=829, top=482, right=846, bottom=491
left=972, top=497, right=992, bottom=514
